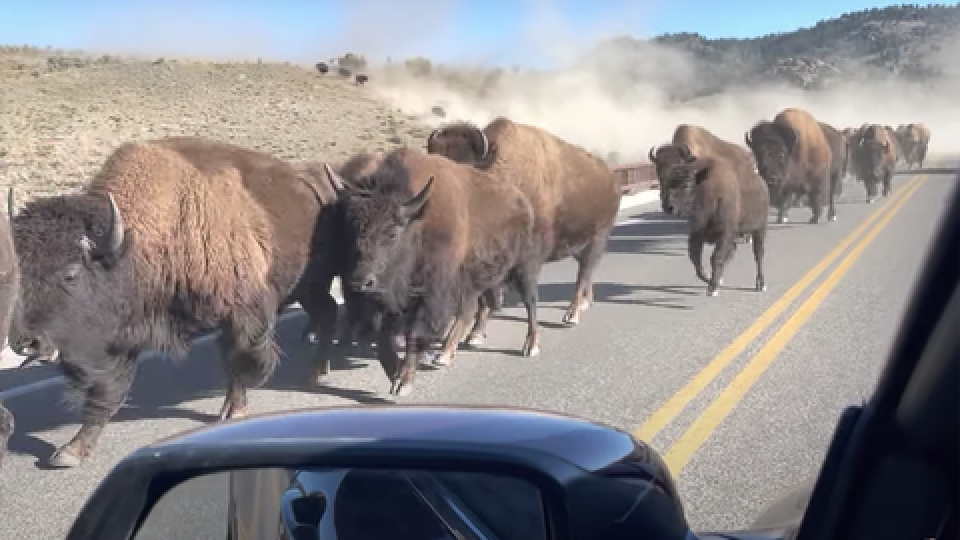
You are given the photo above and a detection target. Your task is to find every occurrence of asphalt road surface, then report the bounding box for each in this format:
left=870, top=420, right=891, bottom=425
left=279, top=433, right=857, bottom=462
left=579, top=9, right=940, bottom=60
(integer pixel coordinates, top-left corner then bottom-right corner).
left=0, top=164, right=955, bottom=539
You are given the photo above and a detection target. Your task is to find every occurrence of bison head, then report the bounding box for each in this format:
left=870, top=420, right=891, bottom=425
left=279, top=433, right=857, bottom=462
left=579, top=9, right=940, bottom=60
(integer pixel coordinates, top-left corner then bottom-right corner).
left=322, top=163, right=433, bottom=299
left=857, top=138, right=891, bottom=183
left=426, top=123, right=491, bottom=168
left=649, top=144, right=696, bottom=214
left=745, top=121, right=798, bottom=200
left=9, top=191, right=135, bottom=361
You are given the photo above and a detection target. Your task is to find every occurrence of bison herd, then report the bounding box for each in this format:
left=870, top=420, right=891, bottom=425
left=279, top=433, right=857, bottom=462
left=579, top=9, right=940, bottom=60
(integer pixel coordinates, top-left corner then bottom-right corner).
left=0, top=107, right=932, bottom=471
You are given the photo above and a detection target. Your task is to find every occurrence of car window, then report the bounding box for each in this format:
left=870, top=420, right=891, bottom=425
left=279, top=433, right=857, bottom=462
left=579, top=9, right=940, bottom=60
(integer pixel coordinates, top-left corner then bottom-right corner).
left=334, top=469, right=458, bottom=540
left=435, top=471, right=547, bottom=540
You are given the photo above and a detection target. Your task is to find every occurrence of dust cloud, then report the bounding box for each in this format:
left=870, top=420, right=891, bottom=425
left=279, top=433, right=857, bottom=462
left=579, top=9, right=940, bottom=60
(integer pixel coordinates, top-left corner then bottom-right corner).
left=55, top=1, right=958, bottom=159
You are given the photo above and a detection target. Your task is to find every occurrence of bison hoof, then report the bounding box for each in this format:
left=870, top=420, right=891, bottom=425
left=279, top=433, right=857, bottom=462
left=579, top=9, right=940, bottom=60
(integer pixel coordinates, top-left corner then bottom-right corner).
left=432, top=351, right=453, bottom=366
left=48, top=447, right=84, bottom=469
left=522, top=342, right=541, bottom=357
left=828, top=214, right=837, bottom=222
left=561, top=312, right=580, bottom=326
left=717, top=277, right=725, bottom=286
left=389, top=380, right=413, bottom=397
left=866, top=198, right=875, bottom=204
left=757, top=284, right=767, bottom=292
left=809, top=217, right=821, bottom=224
left=466, top=333, right=485, bottom=347
left=706, top=287, right=719, bottom=297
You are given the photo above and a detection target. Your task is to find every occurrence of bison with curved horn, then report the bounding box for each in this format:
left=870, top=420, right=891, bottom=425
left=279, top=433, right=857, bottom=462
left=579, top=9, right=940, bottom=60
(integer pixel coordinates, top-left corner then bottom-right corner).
left=745, top=108, right=837, bottom=224
left=7, top=136, right=344, bottom=468
left=322, top=148, right=540, bottom=396
left=425, top=117, right=621, bottom=336
left=849, top=124, right=896, bottom=204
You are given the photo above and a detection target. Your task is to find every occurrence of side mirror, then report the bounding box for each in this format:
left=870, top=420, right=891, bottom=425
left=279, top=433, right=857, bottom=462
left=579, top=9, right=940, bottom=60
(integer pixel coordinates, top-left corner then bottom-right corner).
left=67, top=406, right=692, bottom=540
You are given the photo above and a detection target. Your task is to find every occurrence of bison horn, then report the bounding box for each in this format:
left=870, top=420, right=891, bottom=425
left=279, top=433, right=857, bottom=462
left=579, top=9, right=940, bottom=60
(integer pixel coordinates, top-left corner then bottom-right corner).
left=427, top=128, right=442, bottom=145
left=7, top=186, right=14, bottom=221
left=648, top=146, right=657, bottom=162
left=744, top=132, right=752, bottom=146
left=323, top=163, right=346, bottom=192
left=478, top=130, right=490, bottom=159
left=103, top=193, right=126, bottom=254
left=400, top=176, right=434, bottom=220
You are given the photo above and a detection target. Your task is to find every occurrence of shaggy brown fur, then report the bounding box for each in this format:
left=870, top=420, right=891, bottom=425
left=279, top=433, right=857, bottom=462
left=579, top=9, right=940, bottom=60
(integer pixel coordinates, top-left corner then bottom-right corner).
left=325, top=148, right=539, bottom=396
left=667, top=156, right=769, bottom=297
left=902, top=123, right=932, bottom=169
left=426, top=117, right=621, bottom=335
left=850, top=124, right=897, bottom=203
left=818, top=122, right=850, bottom=197
left=9, top=136, right=341, bottom=468
left=746, top=108, right=836, bottom=224
left=649, top=124, right=756, bottom=216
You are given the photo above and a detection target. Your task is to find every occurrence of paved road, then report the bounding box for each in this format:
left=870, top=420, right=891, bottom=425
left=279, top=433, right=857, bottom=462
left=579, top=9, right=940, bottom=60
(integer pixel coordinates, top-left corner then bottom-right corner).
left=0, top=166, right=955, bottom=539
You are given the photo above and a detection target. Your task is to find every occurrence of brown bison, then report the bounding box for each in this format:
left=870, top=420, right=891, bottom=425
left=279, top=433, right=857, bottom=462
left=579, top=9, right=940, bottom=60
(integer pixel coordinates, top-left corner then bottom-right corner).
left=897, top=123, right=931, bottom=169
left=315, top=62, right=329, bottom=75
left=849, top=124, right=896, bottom=204
left=665, top=156, right=769, bottom=296
left=649, top=124, right=756, bottom=216
left=355, top=74, right=369, bottom=86
left=745, top=108, right=837, bottom=224
left=818, top=122, right=849, bottom=197
left=425, top=117, right=621, bottom=333
left=7, top=136, right=343, bottom=468
left=882, top=125, right=903, bottom=166
left=321, top=148, right=540, bottom=396
left=0, top=188, right=21, bottom=469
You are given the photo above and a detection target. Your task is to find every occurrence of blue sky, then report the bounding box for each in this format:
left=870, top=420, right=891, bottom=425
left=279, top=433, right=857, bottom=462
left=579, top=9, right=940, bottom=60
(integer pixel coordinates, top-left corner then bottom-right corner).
left=1, top=1, right=905, bottom=67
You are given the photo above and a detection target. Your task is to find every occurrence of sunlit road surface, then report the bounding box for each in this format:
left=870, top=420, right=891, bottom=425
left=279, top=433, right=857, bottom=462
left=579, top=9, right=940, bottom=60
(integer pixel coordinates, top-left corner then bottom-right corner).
left=0, top=161, right=955, bottom=538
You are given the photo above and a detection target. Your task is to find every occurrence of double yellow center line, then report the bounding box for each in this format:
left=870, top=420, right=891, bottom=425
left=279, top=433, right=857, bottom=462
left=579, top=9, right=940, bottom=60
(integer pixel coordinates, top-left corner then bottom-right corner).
left=633, top=174, right=927, bottom=476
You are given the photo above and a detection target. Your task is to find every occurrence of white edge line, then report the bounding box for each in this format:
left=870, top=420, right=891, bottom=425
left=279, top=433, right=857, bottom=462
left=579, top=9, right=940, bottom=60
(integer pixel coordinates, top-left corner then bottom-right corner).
left=0, top=190, right=662, bottom=393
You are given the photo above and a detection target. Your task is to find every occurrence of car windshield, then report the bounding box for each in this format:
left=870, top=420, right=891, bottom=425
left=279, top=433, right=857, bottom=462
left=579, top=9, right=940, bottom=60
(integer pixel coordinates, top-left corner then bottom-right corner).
left=0, top=3, right=957, bottom=540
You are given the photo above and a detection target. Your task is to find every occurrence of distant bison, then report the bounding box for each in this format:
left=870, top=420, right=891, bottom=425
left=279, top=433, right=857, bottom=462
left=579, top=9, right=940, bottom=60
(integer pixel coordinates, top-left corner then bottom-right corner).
left=898, top=123, right=931, bottom=169
left=649, top=124, right=756, bottom=216
left=322, top=148, right=539, bottom=396
left=8, top=136, right=342, bottom=468
left=666, top=156, right=769, bottom=296
left=818, top=121, right=849, bottom=197
left=849, top=124, right=896, bottom=203
left=315, top=62, right=329, bottom=75
left=355, top=74, right=369, bottom=86
left=337, top=66, right=351, bottom=78
left=430, top=106, right=446, bottom=118
left=426, top=117, right=621, bottom=332
left=746, top=108, right=837, bottom=224
left=0, top=189, right=20, bottom=469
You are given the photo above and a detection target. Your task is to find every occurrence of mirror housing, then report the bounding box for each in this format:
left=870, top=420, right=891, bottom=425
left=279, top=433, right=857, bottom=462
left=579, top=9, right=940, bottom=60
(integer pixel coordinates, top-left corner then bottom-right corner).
left=66, top=405, right=691, bottom=540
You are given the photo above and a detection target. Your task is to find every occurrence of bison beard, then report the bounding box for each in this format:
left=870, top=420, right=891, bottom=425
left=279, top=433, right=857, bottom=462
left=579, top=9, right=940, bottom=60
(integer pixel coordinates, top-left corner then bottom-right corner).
left=8, top=137, right=342, bottom=468
left=323, top=149, right=540, bottom=396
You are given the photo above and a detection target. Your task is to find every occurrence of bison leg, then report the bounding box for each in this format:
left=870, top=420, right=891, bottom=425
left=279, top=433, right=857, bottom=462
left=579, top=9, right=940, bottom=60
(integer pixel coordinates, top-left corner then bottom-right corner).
left=0, top=403, right=12, bottom=469
left=298, top=289, right=340, bottom=383
left=688, top=231, right=709, bottom=284
left=375, top=313, right=402, bottom=389
left=433, top=294, right=480, bottom=366
left=49, top=357, right=137, bottom=468
left=775, top=193, right=793, bottom=224
left=752, top=229, right=767, bottom=292
left=882, top=170, right=893, bottom=198
left=392, top=317, right=432, bottom=397
left=217, top=310, right=280, bottom=422
left=707, top=235, right=736, bottom=297
left=562, top=231, right=610, bottom=326
left=466, top=287, right=500, bottom=346
left=660, top=188, right=671, bottom=214
left=807, top=184, right=825, bottom=224
left=512, top=261, right=542, bottom=358
left=864, top=178, right=879, bottom=204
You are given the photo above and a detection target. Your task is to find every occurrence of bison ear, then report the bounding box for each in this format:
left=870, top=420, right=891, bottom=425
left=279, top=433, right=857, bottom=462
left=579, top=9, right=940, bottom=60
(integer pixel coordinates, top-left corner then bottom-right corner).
left=399, top=176, right=434, bottom=222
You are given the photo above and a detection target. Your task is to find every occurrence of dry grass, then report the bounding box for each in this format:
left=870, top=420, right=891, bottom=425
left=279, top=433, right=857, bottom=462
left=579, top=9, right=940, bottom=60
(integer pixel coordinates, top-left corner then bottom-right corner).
left=0, top=46, right=434, bottom=210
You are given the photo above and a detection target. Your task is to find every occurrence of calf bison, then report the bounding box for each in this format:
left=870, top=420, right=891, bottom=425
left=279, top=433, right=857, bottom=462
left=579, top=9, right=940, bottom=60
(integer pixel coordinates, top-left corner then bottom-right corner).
left=7, top=136, right=342, bottom=468
left=667, top=156, right=769, bottom=296
left=818, top=121, right=849, bottom=196
left=322, top=148, right=540, bottom=396
left=746, top=108, right=837, bottom=224
left=425, top=117, right=621, bottom=332
left=315, top=62, right=329, bottom=75
left=0, top=189, right=20, bottom=469
left=849, top=124, right=896, bottom=204
left=649, top=124, right=756, bottom=216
